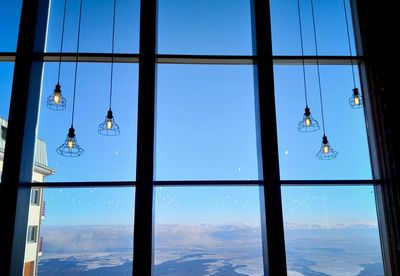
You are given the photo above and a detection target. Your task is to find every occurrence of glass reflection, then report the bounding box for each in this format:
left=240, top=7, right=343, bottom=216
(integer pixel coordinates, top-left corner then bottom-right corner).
left=154, top=186, right=264, bottom=275
left=282, top=186, right=384, bottom=276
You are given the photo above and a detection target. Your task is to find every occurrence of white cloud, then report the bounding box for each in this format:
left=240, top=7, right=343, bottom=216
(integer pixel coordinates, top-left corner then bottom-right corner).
left=284, top=221, right=378, bottom=230
left=40, top=225, right=134, bottom=254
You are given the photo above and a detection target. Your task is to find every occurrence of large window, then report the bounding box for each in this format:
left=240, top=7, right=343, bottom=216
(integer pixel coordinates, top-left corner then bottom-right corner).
left=0, top=0, right=392, bottom=275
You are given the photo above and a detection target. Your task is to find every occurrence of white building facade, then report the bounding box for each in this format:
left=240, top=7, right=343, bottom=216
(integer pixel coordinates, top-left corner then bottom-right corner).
left=1, top=117, right=55, bottom=276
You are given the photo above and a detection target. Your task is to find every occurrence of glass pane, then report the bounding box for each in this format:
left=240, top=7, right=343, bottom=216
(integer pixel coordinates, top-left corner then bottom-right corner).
left=0, top=62, right=14, bottom=180
left=46, top=0, right=140, bottom=53
left=270, top=0, right=357, bottom=56
left=0, top=0, right=22, bottom=52
left=282, top=185, right=384, bottom=276
left=34, top=187, right=135, bottom=275
left=36, top=62, right=138, bottom=182
left=154, top=186, right=263, bottom=275
left=274, top=65, right=372, bottom=180
left=157, top=0, right=253, bottom=55
left=156, top=64, right=258, bottom=180
left=0, top=63, right=14, bottom=120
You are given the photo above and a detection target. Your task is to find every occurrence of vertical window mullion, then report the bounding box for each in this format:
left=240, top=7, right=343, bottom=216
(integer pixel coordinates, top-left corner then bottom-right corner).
left=133, top=0, right=157, bottom=274
left=251, top=0, right=287, bottom=275
left=0, top=0, right=50, bottom=274
left=351, top=0, right=398, bottom=275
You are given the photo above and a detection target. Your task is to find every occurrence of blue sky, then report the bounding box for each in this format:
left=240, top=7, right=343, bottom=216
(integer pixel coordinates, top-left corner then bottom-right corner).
left=0, top=0, right=22, bottom=52
left=0, top=0, right=378, bottom=230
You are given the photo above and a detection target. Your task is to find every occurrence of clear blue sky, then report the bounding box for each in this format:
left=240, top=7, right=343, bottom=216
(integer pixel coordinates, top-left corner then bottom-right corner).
left=0, top=0, right=378, bottom=228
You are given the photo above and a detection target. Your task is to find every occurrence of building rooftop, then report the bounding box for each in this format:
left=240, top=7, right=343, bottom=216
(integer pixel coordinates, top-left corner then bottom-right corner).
left=0, top=117, right=56, bottom=176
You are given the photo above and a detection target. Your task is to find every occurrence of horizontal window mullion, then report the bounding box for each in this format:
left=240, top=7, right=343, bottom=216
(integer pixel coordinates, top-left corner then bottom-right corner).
left=38, top=53, right=364, bottom=66
left=29, top=181, right=136, bottom=187
left=155, top=180, right=261, bottom=186
left=42, top=52, right=139, bottom=63
left=0, top=53, right=16, bottom=62
left=280, top=179, right=380, bottom=185
left=273, top=55, right=364, bottom=65
left=29, top=179, right=382, bottom=187
left=157, top=54, right=256, bottom=65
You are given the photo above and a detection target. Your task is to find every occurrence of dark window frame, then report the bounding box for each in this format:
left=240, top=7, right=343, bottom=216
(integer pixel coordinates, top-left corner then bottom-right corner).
left=0, top=0, right=397, bottom=275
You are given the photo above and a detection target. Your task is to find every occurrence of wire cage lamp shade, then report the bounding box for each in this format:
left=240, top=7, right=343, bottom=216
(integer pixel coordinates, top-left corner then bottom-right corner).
left=316, top=135, right=338, bottom=160
left=56, top=127, right=84, bottom=157
left=47, top=83, right=67, bottom=110
left=298, top=106, right=320, bottom=132
left=98, top=109, right=120, bottom=136
left=349, top=88, right=363, bottom=109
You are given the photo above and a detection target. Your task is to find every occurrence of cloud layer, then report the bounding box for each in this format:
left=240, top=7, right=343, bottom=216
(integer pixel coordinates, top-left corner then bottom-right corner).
left=40, top=221, right=378, bottom=255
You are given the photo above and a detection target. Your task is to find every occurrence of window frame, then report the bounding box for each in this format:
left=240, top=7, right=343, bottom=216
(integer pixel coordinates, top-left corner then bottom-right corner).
left=0, top=0, right=395, bottom=275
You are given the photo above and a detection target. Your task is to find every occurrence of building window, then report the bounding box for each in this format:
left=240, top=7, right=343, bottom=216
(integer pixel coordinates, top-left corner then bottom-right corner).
left=26, top=226, right=38, bottom=243
left=1, top=126, right=6, bottom=141
left=30, top=189, right=40, bottom=206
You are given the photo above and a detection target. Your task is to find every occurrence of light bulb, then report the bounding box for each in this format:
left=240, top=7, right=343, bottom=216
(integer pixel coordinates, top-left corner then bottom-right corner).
left=68, top=139, right=74, bottom=149
left=323, top=144, right=329, bottom=154
left=53, top=92, right=60, bottom=104
left=106, top=119, right=113, bottom=129
left=305, top=117, right=311, bottom=127
left=354, top=95, right=360, bottom=106
left=98, top=111, right=120, bottom=136
left=349, top=88, right=362, bottom=109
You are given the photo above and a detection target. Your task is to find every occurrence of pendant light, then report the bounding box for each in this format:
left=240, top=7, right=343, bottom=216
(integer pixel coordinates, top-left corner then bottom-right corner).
left=343, top=0, right=362, bottom=109
left=297, top=0, right=320, bottom=133
left=57, top=0, right=84, bottom=157
left=98, top=0, right=120, bottom=136
left=47, top=0, right=67, bottom=110
left=310, top=0, right=338, bottom=160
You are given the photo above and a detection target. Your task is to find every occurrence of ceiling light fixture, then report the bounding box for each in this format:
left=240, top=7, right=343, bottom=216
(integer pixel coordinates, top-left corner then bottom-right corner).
left=47, top=0, right=67, bottom=111
left=310, top=0, right=338, bottom=160
left=343, top=0, right=362, bottom=109
left=98, top=0, right=120, bottom=136
left=296, top=0, right=320, bottom=133
left=57, top=0, right=84, bottom=157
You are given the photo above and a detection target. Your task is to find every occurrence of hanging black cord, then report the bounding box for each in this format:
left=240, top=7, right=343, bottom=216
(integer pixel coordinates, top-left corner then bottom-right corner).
left=297, top=0, right=308, bottom=107
left=310, top=0, right=326, bottom=134
left=57, top=0, right=68, bottom=84
left=342, top=0, right=357, bottom=88
left=109, top=0, right=117, bottom=110
left=71, top=0, right=83, bottom=127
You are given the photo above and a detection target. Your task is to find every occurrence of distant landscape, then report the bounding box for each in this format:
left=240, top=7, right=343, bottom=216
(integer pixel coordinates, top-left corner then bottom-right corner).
left=37, top=224, right=383, bottom=276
